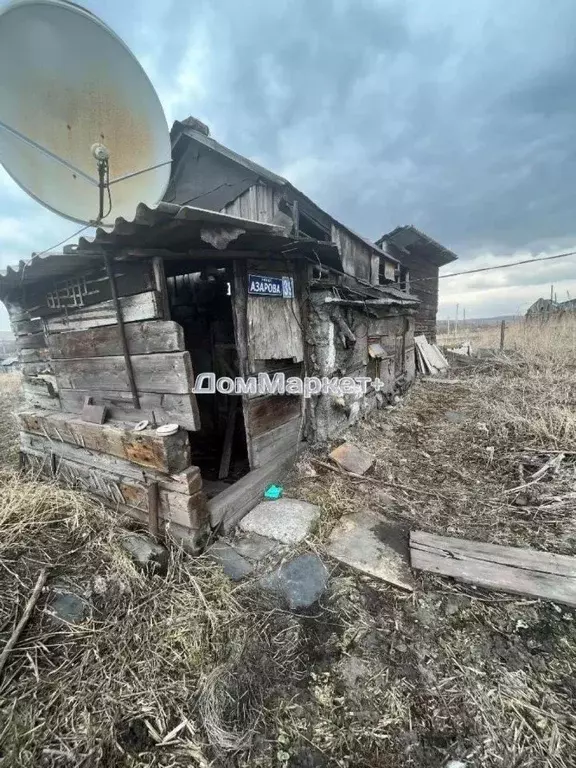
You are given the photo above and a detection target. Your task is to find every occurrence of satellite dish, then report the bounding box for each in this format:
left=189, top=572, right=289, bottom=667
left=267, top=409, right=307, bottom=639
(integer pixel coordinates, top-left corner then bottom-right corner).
left=0, top=0, right=172, bottom=227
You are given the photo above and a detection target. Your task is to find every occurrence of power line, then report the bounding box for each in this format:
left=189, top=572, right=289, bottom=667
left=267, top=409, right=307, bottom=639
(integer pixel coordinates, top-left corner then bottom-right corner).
left=408, top=249, right=576, bottom=287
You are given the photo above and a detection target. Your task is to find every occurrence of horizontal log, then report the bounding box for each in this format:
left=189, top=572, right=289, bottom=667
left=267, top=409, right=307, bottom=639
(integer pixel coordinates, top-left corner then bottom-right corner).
left=22, top=360, right=53, bottom=376
left=19, top=347, right=51, bottom=363
left=21, top=446, right=207, bottom=531
left=15, top=261, right=155, bottom=319
left=11, top=318, right=43, bottom=336
left=22, top=376, right=61, bottom=411
left=20, top=432, right=202, bottom=495
left=58, top=389, right=200, bottom=431
left=53, top=352, right=194, bottom=395
left=47, top=320, right=185, bottom=359
left=18, top=410, right=191, bottom=474
left=45, top=291, right=160, bottom=332
left=16, top=332, right=46, bottom=351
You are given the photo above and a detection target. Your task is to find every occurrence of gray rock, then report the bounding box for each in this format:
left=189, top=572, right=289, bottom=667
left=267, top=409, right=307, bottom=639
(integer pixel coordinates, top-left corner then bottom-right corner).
left=259, top=554, right=328, bottom=609
left=49, top=591, right=89, bottom=624
left=339, top=656, right=370, bottom=689
left=239, top=499, right=320, bottom=544
left=120, top=534, right=169, bottom=575
left=446, top=411, right=468, bottom=424
left=208, top=541, right=254, bottom=581
left=232, top=532, right=279, bottom=562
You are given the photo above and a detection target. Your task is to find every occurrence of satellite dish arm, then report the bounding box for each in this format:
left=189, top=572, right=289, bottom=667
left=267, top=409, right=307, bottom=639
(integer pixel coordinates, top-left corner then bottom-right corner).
left=0, top=119, right=99, bottom=186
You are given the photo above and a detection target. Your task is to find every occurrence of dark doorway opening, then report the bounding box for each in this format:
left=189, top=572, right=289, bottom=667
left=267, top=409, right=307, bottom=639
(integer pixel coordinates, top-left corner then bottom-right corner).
left=166, top=262, right=249, bottom=497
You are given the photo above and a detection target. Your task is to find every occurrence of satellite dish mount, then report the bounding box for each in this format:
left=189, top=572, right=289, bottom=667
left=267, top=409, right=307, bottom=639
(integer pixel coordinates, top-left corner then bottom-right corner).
left=91, top=143, right=111, bottom=223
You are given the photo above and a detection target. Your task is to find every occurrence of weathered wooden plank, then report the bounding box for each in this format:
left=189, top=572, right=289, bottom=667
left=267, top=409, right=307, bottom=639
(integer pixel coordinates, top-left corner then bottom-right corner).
left=18, top=410, right=191, bottom=474
left=410, top=530, right=576, bottom=607
left=45, top=291, right=160, bottom=332
left=58, top=388, right=200, bottom=431
left=22, top=376, right=61, bottom=411
left=19, top=347, right=51, bottom=363
left=16, top=332, right=46, bottom=351
left=247, top=294, right=304, bottom=364
left=47, top=320, right=184, bottom=359
left=15, top=261, right=155, bottom=319
left=53, top=352, right=193, bottom=394
left=208, top=444, right=300, bottom=531
left=22, top=360, right=54, bottom=377
left=20, top=431, right=202, bottom=495
left=251, top=416, right=301, bottom=468
left=22, top=446, right=207, bottom=530
left=248, top=395, right=301, bottom=438
left=11, top=318, right=43, bottom=337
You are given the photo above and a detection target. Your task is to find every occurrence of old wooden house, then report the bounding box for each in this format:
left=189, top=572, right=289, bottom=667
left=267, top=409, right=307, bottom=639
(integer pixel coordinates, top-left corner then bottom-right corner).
left=377, top=226, right=458, bottom=341
left=0, top=124, right=419, bottom=550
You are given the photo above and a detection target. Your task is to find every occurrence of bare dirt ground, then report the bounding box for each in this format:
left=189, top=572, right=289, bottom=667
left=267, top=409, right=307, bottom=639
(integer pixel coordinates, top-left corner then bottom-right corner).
left=1, top=319, right=576, bottom=768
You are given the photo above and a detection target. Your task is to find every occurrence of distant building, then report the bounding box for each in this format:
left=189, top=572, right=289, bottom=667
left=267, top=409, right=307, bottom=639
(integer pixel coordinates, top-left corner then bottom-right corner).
left=376, top=225, right=458, bottom=341
left=526, top=297, right=576, bottom=320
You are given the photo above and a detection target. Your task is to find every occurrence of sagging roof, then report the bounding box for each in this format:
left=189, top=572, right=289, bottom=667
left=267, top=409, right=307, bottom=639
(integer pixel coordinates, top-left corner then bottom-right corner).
left=377, top=225, right=458, bottom=267
left=168, top=118, right=400, bottom=267
left=0, top=202, right=341, bottom=291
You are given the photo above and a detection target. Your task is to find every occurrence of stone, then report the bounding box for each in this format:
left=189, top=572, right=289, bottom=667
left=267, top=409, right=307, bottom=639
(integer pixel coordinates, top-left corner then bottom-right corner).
left=120, top=534, right=169, bottom=575
left=232, top=532, right=279, bottom=562
left=327, top=510, right=414, bottom=591
left=48, top=591, right=89, bottom=624
left=239, top=499, right=320, bottom=544
left=259, top=554, right=328, bottom=609
left=208, top=541, right=254, bottom=581
left=339, top=655, right=370, bottom=689
left=446, top=411, right=468, bottom=424
left=329, top=442, right=375, bottom=475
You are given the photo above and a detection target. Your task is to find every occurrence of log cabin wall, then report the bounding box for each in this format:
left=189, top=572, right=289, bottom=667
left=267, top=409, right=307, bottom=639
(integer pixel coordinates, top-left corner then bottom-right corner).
left=396, top=248, right=440, bottom=341
left=307, top=290, right=415, bottom=442
left=7, top=256, right=209, bottom=551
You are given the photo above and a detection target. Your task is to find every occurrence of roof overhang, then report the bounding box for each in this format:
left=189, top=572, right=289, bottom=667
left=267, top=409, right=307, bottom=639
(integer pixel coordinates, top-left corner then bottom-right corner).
left=378, top=225, right=458, bottom=267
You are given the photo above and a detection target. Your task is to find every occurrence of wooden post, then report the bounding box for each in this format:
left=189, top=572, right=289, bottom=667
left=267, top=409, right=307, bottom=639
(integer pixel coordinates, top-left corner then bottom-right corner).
left=152, top=256, right=171, bottom=320
left=147, top=481, right=160, bottom=539
left=500, top=319, right=506, bottom=351
left=103, top=252, right=140, bottom=409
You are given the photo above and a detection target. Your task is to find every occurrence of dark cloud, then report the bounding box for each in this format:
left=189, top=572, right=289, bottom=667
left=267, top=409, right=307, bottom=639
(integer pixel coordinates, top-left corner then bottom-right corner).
left=2, top=0, right=576, bottom=325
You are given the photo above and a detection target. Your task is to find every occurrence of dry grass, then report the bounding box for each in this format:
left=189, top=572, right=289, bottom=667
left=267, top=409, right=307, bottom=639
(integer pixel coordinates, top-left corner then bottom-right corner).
left=1, top=321, right=576, bottom=767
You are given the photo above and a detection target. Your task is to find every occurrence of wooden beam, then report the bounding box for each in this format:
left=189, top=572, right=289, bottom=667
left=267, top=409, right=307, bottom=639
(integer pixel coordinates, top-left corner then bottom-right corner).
left=208, top=444, right=299, bottom=531
left=410, top=530, right=576, bottom=607
left=18, top=410, right=191, bottom=474
left=45, top=291, right=161, bottom=332
left=152, top=257, right=171, bottom=320
left=22, top=445, right=207, bottom=530
left=47, top=320, right=184, bottom=359
left=58, top=388, right=200, bottom=431
left=20, top=431, right=202, bottom=495
left=53, top=351, right=194, bottom=395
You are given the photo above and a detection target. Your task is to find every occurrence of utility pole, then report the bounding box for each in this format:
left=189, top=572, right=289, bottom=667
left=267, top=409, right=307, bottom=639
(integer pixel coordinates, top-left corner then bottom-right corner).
left=455, top=304, right=459, bottom=336
left=463, top=307, right=466, bottom=328
left=551, top=284, right=554, bottom=302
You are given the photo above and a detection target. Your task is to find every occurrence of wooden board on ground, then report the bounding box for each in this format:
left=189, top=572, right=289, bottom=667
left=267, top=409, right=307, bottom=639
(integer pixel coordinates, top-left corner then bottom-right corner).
left=208, top=444, right=300, bottom=531
left=47, top=320, right=184, bottom=359
left=410, top=530, right=576, bottom=607
left=414, top=335, right=449, bottom=376
left=328, top=510, right=414, bottom=591
left=18, top=410, right=191, bottom=474
left=53, top=351, right=194, bottom=394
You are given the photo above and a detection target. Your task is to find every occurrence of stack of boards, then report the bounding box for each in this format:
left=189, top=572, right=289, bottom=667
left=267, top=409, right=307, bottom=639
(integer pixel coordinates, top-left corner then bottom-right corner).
left=415, top=335, right=450, bottom=375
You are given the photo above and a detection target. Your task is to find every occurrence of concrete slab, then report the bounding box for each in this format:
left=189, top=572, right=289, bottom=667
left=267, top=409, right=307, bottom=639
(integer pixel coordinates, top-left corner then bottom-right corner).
left=259, top=554, right=328, bottom=609
left=232, top=532, right=279, bottom=561
left=239, top=498, right=320, bottom=544
left=208, top=541, right=254, bottom=581
left=329, top=443, right=375, bottom=475
left=327, top=510, right=414, bottom=591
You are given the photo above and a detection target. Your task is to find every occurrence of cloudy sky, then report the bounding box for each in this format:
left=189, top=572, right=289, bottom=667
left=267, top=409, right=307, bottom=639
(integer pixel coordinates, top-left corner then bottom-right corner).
left=2, top=0, right=576, bottom=328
